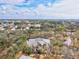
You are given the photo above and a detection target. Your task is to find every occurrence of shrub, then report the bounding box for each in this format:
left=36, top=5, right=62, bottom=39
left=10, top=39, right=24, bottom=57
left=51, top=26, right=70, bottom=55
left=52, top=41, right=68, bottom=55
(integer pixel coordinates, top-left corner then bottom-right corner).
left=23, top=47, right=31, bottom=55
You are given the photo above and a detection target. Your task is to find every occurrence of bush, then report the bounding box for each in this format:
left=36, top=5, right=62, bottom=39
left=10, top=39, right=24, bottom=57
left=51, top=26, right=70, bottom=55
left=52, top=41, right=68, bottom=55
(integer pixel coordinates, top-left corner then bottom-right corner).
left=23, top=47, right=31, bottom=55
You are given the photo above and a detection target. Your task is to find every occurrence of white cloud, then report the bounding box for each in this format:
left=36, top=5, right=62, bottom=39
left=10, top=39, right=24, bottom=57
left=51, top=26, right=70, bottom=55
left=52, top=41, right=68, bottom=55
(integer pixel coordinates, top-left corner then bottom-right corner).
left=0, top=0, right=24, bottom=4
left=0, top=5, right=37, bottom=19
left=34, top=0, right=79, bottom=19
left=0, top=0, right=79, bottom=19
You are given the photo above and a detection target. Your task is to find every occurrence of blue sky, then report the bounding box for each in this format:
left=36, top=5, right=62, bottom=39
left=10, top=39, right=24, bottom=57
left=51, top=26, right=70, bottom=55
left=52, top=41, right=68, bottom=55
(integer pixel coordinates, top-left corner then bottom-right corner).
left=0, top=0, right=79, bottom=19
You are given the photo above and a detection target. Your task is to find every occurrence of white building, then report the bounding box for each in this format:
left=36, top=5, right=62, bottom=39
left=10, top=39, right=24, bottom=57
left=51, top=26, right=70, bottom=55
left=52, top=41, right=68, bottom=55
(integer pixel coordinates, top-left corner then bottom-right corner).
left=11, top=25, right=17, bottom=31
left=27, top=38, right=51, bottom=53
left=19, top=55, right=36, bottom=59
left=27, top=38, right=50, bottom=47
left=0, top=25, right=5, bottom=30
left=34, top=24, right=41, bottom=28
left=64, top=36, right=72, bottom=46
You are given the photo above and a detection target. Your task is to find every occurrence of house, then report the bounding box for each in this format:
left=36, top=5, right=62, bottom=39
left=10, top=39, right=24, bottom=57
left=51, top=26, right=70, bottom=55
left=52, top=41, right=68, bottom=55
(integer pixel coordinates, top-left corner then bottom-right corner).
left=19, top=55, right=36, bottom=59
left=27, top=38, right=51, bottom=53
left=0, top=23, right=5, bottom=30
left=0, top=25, right=5, bottom=30
left=34, top=24, right=41, bottom=28
left=27, top=38, right=50, bottom=47
left=11, top=26, right=17, bottom=31
left=64, top=36, right=72, bottom=46
left=30, top=24, right=41, bottom=30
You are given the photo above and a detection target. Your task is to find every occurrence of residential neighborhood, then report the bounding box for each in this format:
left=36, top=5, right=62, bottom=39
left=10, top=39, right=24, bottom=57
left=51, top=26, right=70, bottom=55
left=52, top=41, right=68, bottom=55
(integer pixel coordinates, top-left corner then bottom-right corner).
left=0, top=20, right=79, bottom=59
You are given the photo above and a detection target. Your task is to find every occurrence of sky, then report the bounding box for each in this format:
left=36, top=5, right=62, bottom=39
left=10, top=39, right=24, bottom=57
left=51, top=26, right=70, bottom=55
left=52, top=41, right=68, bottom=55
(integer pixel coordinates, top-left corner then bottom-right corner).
left=0, top=0, right=79, bottom=19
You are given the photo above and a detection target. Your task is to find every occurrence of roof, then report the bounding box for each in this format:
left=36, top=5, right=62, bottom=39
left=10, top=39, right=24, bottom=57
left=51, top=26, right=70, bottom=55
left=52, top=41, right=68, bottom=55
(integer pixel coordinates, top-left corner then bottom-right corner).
left=27, top=38, right=50, bottom=47
left=64, top=37, right=72, bottom=46
left=19, top=55, right=36, bottom=59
